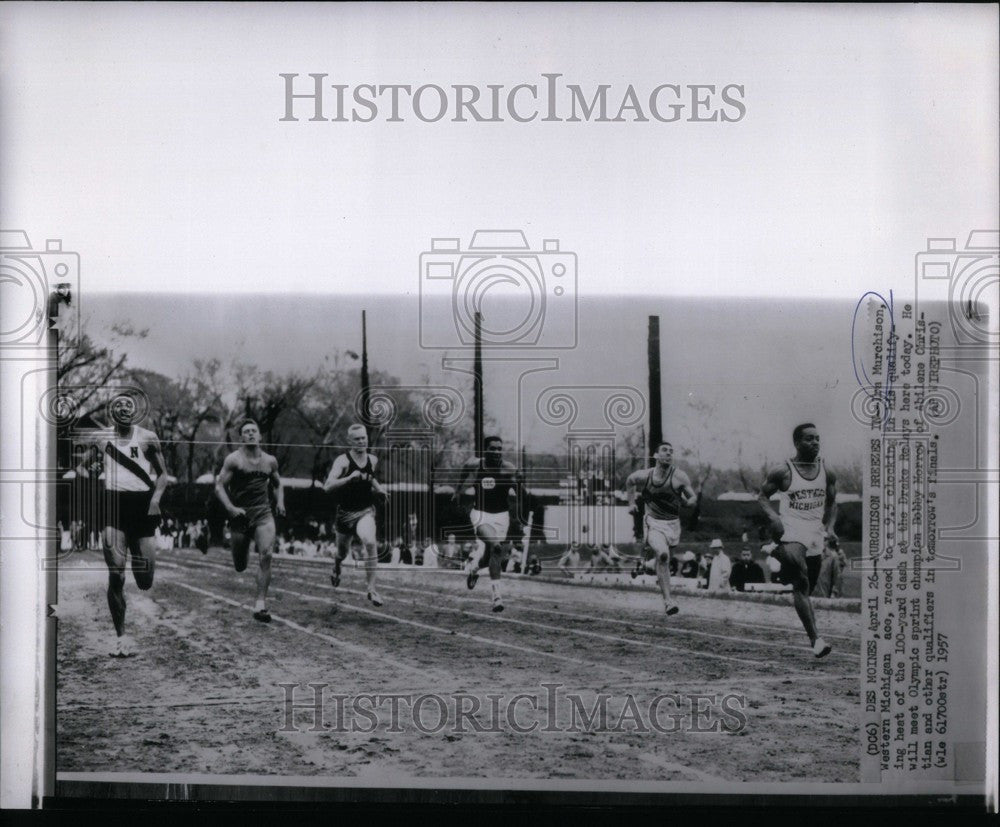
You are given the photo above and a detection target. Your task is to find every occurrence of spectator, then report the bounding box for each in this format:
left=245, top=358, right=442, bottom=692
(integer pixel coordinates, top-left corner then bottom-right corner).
left=679, top=550, right=699, bottom=579
left=558, top=542, right=582, bottom=576
left=697, top=543, right=716, bottom=585
left=590, top=542, right=623, bottom=572
left=833, top=547, right=849, bottom=597
left=389, top=537, right=403, bottom=565
left=405, top=512, right=420, bottom=547
left=813, top=537, right=843, bottom=598
left=422, top=536, right=439, bottom=568
left=707, top=539, right=732, bottom=592
left=442, top=533, right=461, bottom=568
left=729, top=547, right=766, bottom=592
left=403, top=540, right=419, bottom=565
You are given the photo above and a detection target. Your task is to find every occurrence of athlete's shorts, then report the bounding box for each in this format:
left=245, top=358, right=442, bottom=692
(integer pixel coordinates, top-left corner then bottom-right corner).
left=780, top=532, right=824, bottom=591
left=644, top=515, right=681, bottom=548
left=230, top=504, right=274, bottom=535
left=104, top=490, right=160, bottom=539
left=470, top=508, right=510, bottom=540
left=334, top=507, right=375, bottom=539
left=772, top=541, right=811, bottom=590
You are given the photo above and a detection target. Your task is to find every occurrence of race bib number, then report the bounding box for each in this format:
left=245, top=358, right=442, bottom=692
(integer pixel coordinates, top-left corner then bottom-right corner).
left=481, top=477, right=496, bottom=490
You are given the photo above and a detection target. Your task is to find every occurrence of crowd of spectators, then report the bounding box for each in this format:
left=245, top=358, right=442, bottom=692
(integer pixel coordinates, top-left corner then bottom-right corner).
left=666, top=536, right=848, bottom=597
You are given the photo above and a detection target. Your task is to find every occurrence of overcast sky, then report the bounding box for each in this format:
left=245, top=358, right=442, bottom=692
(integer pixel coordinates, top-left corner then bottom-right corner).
left=3, top=3, right=997, bottom=467
left=81, top=292, right=869, bottom=468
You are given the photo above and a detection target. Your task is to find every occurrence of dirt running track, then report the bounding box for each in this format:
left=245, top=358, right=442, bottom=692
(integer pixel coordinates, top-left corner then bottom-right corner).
left=57, top=547, right=861, bottom=785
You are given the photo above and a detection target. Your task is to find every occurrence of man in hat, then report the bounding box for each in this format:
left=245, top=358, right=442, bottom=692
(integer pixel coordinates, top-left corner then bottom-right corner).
left=707, top=539, right=732, bottom=592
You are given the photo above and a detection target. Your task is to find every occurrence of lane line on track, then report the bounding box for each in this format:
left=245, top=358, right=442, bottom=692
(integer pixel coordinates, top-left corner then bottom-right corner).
left=168, top=551, right=858, bottom=643
left=168, top=556, right=849, bottom=672
left=166, top=560, right=638, bottom=677
left=173, top=582, right=441, bottom=681
left=269, top=573, right=774, bottom=669
left=263, top=553, right=861, bottom=642
left=355, top=579, right=858, bottom=662
left=266, top=584, right=637, bottom=677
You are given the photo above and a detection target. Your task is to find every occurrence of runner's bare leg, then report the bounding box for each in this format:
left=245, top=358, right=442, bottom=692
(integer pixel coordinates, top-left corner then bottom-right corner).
left=103, top=526, right=128, bottom=636
left=647, top=527, right=675, bottom=609
left=253, top=517, right=276, bottom=607
left=357, top=514, right=379, bottom=592
left=130, top=535, right=157, bottom=591
left=231, top=528, right=252, bottom=573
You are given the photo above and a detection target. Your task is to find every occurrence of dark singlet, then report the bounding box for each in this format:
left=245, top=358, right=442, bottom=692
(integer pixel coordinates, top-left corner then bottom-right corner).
left=472, top=460, right=516, bottom=514
left=229, top=465, right=271, bottom=510
left=642, top=466, right=681, bottom=520
left=334, top=453, right=377, bottom=515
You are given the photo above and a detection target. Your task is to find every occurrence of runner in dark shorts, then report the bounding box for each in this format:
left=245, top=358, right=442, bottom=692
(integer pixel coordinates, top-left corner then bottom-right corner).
left=324, top=424, right=388, bottom=606
left=96, top=390, right=169, bottom=658
left=215, top=419, right=285, bottom=622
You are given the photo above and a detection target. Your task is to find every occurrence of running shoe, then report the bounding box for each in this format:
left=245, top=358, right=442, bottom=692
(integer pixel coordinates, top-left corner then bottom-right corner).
left=253, top=608, right=272, bottom=623
left=466, top=567, right=479, bottom=590
left=664, top=603, right=679, bottom=616
left=812, top=638, right=832, bottom=658
left=330, top=557, right=342, bottom=588
left=491, top=595, right=504, bottom=613
left=109, top=635, right=135, bottom=657
left=367, top=591, right=384, bottom=607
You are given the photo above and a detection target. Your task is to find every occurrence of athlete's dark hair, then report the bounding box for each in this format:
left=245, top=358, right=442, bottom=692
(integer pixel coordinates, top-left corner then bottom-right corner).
left=483, top=435, right=503, bottom=449
left=238, top=418, right=259, bottom=433
left=657, top=442, right=673, bottom=450
left=792, top=423, right=817, bottom=443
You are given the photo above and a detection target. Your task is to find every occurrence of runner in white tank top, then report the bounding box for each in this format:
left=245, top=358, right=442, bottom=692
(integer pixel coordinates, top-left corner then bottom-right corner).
left=94, top=390, right=169, bottom=658
left=777, top=458, right=828, bottom=556
left=759, top=423, right=838, bottom=658
left=103, top=426, right=158, bottom=492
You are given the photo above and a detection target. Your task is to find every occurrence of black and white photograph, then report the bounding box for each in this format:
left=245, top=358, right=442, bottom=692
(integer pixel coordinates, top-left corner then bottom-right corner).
left=0, top=2, right=996, bottom=811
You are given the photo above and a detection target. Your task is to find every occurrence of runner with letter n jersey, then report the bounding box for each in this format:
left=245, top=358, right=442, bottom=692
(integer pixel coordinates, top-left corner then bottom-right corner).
left=102, top=425, right=161, bottom=539
left=776, top=459, right=827, bottom=557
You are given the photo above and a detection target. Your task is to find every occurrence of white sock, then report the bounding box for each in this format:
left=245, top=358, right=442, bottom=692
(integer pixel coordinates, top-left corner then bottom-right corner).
left=254, top=599, right=265, bottom=612
left=490, top=581, right=501, bottom=597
